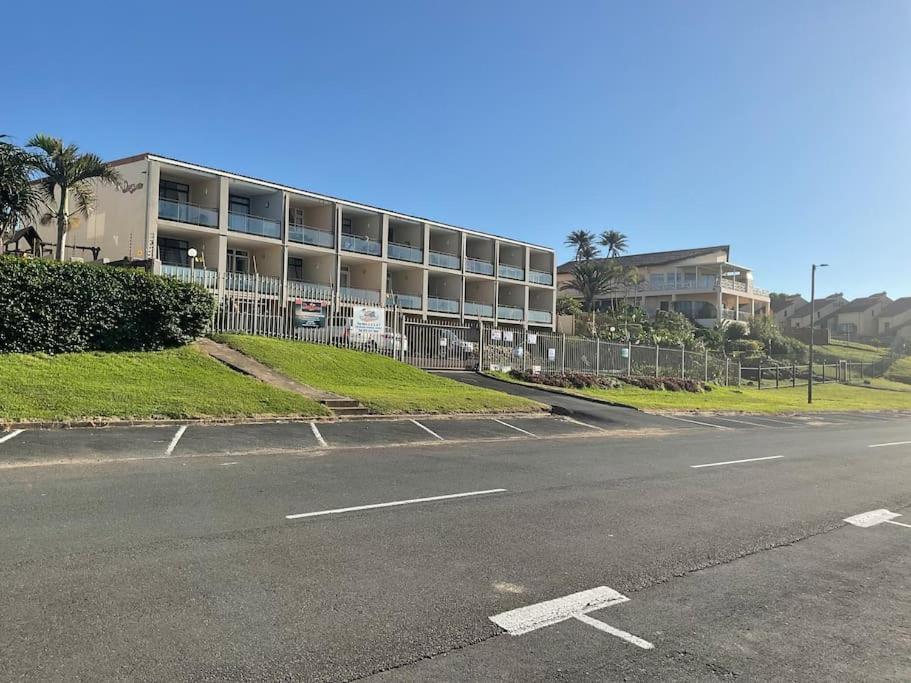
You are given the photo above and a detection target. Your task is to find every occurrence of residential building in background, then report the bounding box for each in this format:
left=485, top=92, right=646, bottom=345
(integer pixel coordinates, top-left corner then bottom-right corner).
left=877, top=297, right=911, bottom=338
left=28, top=154, right=557, bottom=330
left=772, top=294, right=807, bottom=327
left=784, top=292, right=847, bottom=330
left=823, top=292, right=891, bottom=337
left=557, top=245, right=771, bottom=327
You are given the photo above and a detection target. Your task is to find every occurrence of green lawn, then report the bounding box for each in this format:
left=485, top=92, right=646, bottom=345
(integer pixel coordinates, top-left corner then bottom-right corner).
left=0, top=345, right=328, bottom=422
left=815, top=340, right=888, bottom=364
left=216, top=334, right=545, bottom=415
left=489, top=372, right=911, bottom=414
left=884, top=355, right=911, bottom=385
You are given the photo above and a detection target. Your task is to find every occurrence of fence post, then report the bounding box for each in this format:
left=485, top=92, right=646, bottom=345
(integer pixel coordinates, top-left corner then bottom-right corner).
left=252, top=274, right=260, bottom=335
left=758, top=360, right=762, bottom=390
left=561, top=334, right=566, bottom=375
left=725, top=357, right=730, bottom=386
left=627, top=340, right=632, bottom=376
left=792, top=361, right=796, bottom=388
left=821, top=362, right=825, bottom=384
left=655, top=344, right=660, bottom=378
left=680, top=345, right=686, bottom=380
left=478, top=319, right=484, bottom=370
left=596, top=337, right=600, bottom=375
left=704, top=349, right=709, bottom=383
left=775, top=364, right=780, bottom=389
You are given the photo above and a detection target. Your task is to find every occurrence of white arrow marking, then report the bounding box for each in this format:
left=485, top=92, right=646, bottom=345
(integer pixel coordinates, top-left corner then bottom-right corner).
left=844, top=509, right=904, bottom=528
left=574, top=613, right=654, bottom=649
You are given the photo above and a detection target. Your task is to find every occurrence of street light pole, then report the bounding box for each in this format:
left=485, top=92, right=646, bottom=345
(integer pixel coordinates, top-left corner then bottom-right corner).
left=808, top=263, right=828, bottom=404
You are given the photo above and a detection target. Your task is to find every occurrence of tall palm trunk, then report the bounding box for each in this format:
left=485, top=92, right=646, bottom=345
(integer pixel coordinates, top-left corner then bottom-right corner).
left=55, top=190, right=68, bottom=260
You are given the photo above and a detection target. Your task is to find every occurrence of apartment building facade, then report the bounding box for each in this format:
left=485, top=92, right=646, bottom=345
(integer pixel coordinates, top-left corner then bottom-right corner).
left=878, top=298, right=911, bottom=338
left=557, top=246, right=771, bottom=327
left=36, top=153, right=557, bottom=330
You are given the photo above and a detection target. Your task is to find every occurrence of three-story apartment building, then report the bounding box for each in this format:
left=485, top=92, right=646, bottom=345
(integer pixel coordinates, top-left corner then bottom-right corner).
left=37, top=153, right=557, bottom=330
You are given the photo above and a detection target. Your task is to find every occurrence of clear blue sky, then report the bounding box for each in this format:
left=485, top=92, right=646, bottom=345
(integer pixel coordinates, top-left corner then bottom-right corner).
left=3, top=1, right=908, bottom=300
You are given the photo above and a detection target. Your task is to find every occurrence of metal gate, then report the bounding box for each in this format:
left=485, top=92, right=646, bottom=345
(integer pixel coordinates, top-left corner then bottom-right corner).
left=403, top=320, right=481, bottom=370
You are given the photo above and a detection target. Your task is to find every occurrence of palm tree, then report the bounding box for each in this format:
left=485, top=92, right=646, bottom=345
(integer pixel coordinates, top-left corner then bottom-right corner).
left=560, top=260, right=613, bottom=313
left=599, top=230, right=628, bottom=258
left=564, top=229, right=598, bottom=262
left=0, top=136, right=39, bottom=243
left=27, top=134, right=120, bottom=260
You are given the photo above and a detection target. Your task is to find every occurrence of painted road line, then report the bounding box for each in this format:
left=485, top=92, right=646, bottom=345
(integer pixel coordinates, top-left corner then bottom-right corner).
left=573, top=613, right=654, bottom=650
left=310, top=421, right=328, bottom=448
left=561, top=416, right=604, bottom=431
left=886, top=520, right=911, bottom=529
left=490, top=586, right=628, bottom=635
left=868, top=441, right=911, bottom=449
left=844, top=509, right=911, bottom=529
left=493, top=419, right=538, bottom=438
left=286, top=488, right=506, bottom=520
left=410, top=419, right=445, bottom=441
left=657, top=415, right=733, bottom=430
left=489, top=585, right=653, bottom=649
left=743, top=415, right=802, bottom=427
left=165, top=426, right=187, bottom=455
left=709, top=415, right=777, bottom=429
left=690, top=455, right=784, bottom=469
left=0, top=429, right=24, bottom=445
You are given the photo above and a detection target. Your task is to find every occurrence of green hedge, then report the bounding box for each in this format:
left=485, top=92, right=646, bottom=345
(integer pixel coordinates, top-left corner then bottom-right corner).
left=0, top=257, right=215, bottom=353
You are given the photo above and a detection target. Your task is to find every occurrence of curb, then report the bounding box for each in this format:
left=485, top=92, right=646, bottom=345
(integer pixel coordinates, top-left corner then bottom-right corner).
left=478, top=372, right=642, bottom=411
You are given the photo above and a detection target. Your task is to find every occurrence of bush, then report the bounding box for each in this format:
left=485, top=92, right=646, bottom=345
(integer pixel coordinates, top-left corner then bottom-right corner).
left=0, top=257, right=214, bottom=353
left=507, top=369, right=709, bottom=393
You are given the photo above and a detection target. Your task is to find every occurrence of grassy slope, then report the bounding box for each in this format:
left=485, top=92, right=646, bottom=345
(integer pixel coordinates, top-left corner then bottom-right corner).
left=216, top=334, right=544, bottom=415
left=489, top=372, right=911, bottom=413
left=884, top=356, right=911, bottom=385
left=0, top=345, right=328, bottom=422
left=815, top=340, right=888, bottom=364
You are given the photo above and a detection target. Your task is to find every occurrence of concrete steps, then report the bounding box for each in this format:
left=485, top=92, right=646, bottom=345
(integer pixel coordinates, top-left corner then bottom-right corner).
left=320, top=398, right=370, bottom=417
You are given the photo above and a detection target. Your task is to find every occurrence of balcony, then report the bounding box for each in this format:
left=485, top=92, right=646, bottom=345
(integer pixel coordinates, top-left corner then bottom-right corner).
left=387, top=293, right=422, bottom=310
left=718, top=278, right=748, bottom=293
left=160, top=263, right=218, bottom=288
left=339, top=285, right=381, bottom=304
left=464, top=301, right=493, bottom=317
left=287, top=280, right=334, bottom=299
left=224, top=271, right=281, bottom=295
left=158, top=198, right=218, bottom=228
left=722, top=308, right=738, bottom=320
left=289, top=223, right=334, bottom=249
left=498, top=263, right=525, bottom=281
left=341, top=233, right=382, bottom=256
left=388, top=242, right=423, bottom=263
left=429, top=250, right=460, bottom=270
left=528, top=269, right=553, bottom=286
left=497, top=304, right=524, bottom=320
left=427, top=296, right=460, bottom=314
left=228, top=211, right=281, bottom=239
left=528, top=309, right=553, bottom=324
left=465, top=257, right=494, bottom=275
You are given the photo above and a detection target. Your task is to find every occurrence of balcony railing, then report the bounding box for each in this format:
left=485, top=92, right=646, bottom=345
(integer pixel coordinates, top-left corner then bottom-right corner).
left=427, top=296, right=460, bottom=313
left=429, top=250, right=460, bottom=270
left=160, top=263, right=218, bottom=288
left=388, top=242, right=423, bottom=263
left=498, top=263, right=525, bottom=281
left=722, top=308, right=738, bottom=320
left=287, top=280, right=334, bottom=299
left=228, top=211, right=281, bottom=239
left=387, top=293, right=423, bottom=310
left=289, top=223, right=334, bottom=248
left=339, top=285, right=381, bottom=304
left=224, top=271, right=281, bottom=295
left=528, top=309, right=553, bottom=324
left=528, top=269, right=553, bottom=285
left=718, top=278, right=748, bottom=293
left=158, top=198, right=218, bottom=228
left=465, top=257, right=494, bottom=275
left=341, top=233, right=382, bottom=256
left=497, top=304, right=524, bottom=320
left=464, top=301, right=494, bottom=317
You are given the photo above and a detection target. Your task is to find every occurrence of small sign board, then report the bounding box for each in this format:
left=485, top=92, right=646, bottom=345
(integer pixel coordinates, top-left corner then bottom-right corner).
left=490, top=363, right=501, bottom=372
left=503, top=330, right=514, bottom=343
left=620, top=347, right=630, bottom=359
left=293, top=299, right=326, bottom=329
left=527, top=333, right=537, bottom=345
left=352, top=306, right=384, bottom=334
left=547, top=348, right=556, bottom=362
left=532, top=365, right=542, bottom=374
left=439, top=336, right=448, bottom=347
left=514, top=346, right=524, bottom=358
left=491, top=329, right=502, bottom=341
left=465, top=341, right=475, bottom=352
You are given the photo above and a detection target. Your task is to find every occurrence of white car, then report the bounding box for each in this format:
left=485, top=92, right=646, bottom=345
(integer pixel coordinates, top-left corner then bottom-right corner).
left=332, top=320, right=408, bottom=353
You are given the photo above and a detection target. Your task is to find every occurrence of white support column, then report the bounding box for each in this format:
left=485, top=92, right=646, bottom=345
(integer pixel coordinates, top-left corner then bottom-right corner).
left=216, top=175, right=230, bottom=300
left=735, top=294, right=740, bottom=321
left=144, top=160, right=160, bottom=261
left=381, top=213, right=389, bottom=260
left=523, top=285, right=530, bottom=330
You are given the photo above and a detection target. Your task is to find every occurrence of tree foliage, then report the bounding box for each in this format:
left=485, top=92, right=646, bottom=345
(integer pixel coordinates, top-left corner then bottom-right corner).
left=0, top=136, right=38, bottom=242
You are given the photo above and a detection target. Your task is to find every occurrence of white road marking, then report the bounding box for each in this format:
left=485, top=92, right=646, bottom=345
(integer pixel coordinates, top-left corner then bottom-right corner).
left=574, top=613, right=654, bottom=650
left=286, top=488, right=506, bottom=520
left=709, top=415, right=777, bottom=429
left=868, top=441, right=911, bottom=449
left=493, top=419, right=538, bottom=438
left=844, top=508, right=907, bottom=528
left=489, top=585, right=653, bottom=649
left=310, top=421, right=328, bottom=447
left=561, top=416, right=604, bottom=431
left=0, top=429, right=24, bottom=444
left=220, top=461, right=239, bottom=466
left=490, top=586, right=628, bottom=635
left=410, top=419, right=444, bottom=441
left=690, top=455, right=784, bottom=469
left=886, top=520, right=911, bottom=529
left=165, top=426, right=187, bottom=455
left=744, top=415, right=801, bottom=427
left=657, top=415, right=733, bottom=430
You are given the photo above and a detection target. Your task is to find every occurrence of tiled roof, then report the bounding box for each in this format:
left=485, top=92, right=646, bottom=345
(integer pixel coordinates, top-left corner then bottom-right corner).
left=836, top=292, right=890, bottom=314
left=557, top=245, right=729, bottom=274
left=790, top=293, right=844, bottom=319
left=880, top=297, right=911, bottom=318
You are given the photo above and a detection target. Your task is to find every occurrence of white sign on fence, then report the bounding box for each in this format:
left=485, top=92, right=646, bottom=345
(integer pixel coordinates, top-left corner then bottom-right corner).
left=547, top=348, right=556, bottom=362
left=532, top=365, right=541, bottom=374
left=503, top=330, right=514, bottom=342
left=527, top=333, right=537, bottom=345
left=439, top=337, right=448, bottom=347
left=352, top=306, right=384, bottom=333
left=491, top=329, right=502, bottom=341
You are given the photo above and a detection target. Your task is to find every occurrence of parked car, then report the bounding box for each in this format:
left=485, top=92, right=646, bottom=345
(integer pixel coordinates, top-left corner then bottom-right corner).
left=418, top=328, right=476, bottom=357
left=330, top=318, right=408, bottom=353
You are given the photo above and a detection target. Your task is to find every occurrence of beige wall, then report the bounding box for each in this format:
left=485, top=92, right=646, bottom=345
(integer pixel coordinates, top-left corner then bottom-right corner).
left=880, top=308, right=911, bottom=334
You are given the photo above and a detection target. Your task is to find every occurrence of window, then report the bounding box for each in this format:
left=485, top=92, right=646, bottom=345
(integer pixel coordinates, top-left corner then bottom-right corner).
left=650, top=273, right=665, bottom=289
left=290, top=207, right=306, bottom=225
left=229, top=195, right=251, bottom=215
left=160, top=180, right=189, bottom=203
left=659, top=301, right=669, bottom=312
left=341, top=217, right=352, bottom=233
left=227, top=248, right=250, bottom=274
left=158, top=237, right=189, bottom=265
left=288, top=257, right=305, bottom=282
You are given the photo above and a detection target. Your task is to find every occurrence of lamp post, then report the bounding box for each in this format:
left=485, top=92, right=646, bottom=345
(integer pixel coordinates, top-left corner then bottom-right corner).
left=808, top=263, right=829, bottom=404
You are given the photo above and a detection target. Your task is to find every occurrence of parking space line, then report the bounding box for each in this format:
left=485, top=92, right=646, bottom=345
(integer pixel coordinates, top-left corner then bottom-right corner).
left=410, top=419, right=445, bottom=441
left=492, top=419, right=538, bottom=438
left=0, top=429, right=24, bottom=444
left=286, top=488, right=506, bottom=520
left=657, top=415, right=732, bottom=430
left=691, top=455, right=784, bottom=469
left=868, top=441, right=911, bottom=449
left=709, top=415, right=777, bottom=429
left=573, top=613, right=654, bottom=649
left=561, top=416, right=604, bottom=431
left=310, top=421, right=328, bottom=447
left=744, top=416, right=801, bottom=427
left=165, top=426, right=187, bottom=455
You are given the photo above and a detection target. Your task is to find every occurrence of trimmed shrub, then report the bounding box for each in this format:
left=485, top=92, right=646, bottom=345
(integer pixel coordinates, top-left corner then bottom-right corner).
left=506, top=369, right=709, bottom=394
left=0, top=257, right=214, bottom=353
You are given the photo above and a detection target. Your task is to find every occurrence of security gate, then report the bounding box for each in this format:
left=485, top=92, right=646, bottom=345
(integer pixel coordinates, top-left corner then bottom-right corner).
left=403, top=321, right=481, bottom=370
